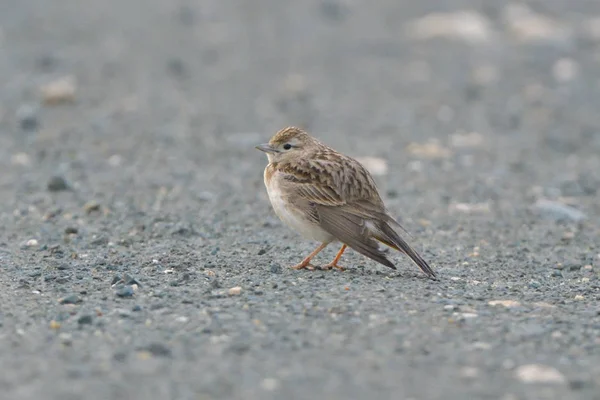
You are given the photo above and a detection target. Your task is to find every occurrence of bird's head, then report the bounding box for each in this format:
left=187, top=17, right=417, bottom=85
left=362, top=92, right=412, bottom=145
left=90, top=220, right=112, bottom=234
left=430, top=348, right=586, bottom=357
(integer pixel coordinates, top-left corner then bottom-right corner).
left=255, top=126, right=316, bottom=163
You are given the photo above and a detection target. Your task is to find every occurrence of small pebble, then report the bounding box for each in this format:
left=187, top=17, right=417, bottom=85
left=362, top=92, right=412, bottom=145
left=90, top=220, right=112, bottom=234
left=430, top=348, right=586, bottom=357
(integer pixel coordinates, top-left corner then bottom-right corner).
left=270, top=264, right=282, bottom=274
left=567, top=264, right=581, bottom=271
left=503, top=4, right=571, bottom=44
left=107, top=154, right=122, bottom=167
left=449, top=202, right=491, bottom=214
left=178, top=4, right=196, bottom=26
left=515, top=364, right=567, bottom=384
left=24, top=239, right=39, bottom=248
left=460, top=367, right=479, bottom=379
left=65, top=227, right=78, bottom=235
left=140, top=343, right=171, bottom=357
left=47, top=176, right=69, bottom=192
left=569, top=380, right=589, bottom=391
left=456, top=312, right=478, bottom=319
left=472, top=342, right=492, bottom=350
left=59, top=294, right=82, bottom=305
left=533, top=302, right=557, bottom=309
left=228, top=286, right=242, bottom=296
left=84, top=201, right=101, bottom=213
left=450, top=132, right=484, bottom=148
left=355, top=157, right=388, bottom=176
left=552, top=58, right=578, bottom=83
left=166, top=58, right=186, bottom=78
left=41, top=76, right=76, bottom=104
left=261, top=378, right=279, bottom=391
left=551, top=270, right=563, bottom=278
left=49, top=320, right=61, bottom=330
left=123, top=274, right=142, bottom=287
left=561, top=231, right=575, bottom=241
left=115, top=286, right=135, bottom=298
left=406, top=10, right=493, bottom=43
left=77, top=315, right=93, bottom=325
left=528, top=280, right=541, bottom=288
left=319, top=0, right=347, bottom=22
left=117, top=309, right=132, bottom=318
left=16, top=104, right=39, bottom=131
left=11, top=152, right=32, bottom=166
left=488, top=300, right=521, bottom=308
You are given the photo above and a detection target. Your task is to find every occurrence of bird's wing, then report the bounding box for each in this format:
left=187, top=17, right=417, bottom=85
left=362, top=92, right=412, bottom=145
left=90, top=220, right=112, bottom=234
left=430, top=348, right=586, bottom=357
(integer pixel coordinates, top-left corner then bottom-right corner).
left=280, top=155, right=407, bottom=229
left=315, top=203, right=397, bottom=269
left=278, top=157, right=396, bottom=269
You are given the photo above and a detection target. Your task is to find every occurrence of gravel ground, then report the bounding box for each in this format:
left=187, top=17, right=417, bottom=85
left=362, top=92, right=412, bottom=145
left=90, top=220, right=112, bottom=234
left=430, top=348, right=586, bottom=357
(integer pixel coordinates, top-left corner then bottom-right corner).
left=1, top=1, right=599, bottom=399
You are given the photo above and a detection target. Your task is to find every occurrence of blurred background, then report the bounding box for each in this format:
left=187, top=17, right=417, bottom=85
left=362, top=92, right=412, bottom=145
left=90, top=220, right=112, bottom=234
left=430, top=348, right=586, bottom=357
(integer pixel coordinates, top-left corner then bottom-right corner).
left=1, top=1, right=599, bottom=399
left=1, top=0, right=599, bottom=218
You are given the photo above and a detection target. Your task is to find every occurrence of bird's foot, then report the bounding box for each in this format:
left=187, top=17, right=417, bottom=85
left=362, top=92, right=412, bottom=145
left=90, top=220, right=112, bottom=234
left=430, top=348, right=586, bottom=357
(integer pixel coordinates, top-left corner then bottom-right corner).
left=320, top=262, right=346, bottom=271
left=291, top=262, right=317, bottom=270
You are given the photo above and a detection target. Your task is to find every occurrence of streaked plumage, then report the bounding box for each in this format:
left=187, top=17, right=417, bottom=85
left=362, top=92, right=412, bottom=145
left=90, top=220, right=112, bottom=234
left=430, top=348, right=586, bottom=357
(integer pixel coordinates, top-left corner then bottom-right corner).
left=256, top=127, right=436, bottom=278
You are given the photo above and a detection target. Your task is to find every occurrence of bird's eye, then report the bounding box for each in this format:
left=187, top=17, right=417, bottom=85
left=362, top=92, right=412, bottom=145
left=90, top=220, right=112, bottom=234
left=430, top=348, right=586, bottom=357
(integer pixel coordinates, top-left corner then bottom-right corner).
left=283, top=143, right=292, bottom=150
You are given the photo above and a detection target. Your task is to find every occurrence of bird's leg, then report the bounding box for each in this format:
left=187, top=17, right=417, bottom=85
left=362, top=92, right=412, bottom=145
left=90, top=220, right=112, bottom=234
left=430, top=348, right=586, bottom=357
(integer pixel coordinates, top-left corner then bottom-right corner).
left=321, top=244, right=347, bottom=271
left=291, top=242, right=329, bottom=270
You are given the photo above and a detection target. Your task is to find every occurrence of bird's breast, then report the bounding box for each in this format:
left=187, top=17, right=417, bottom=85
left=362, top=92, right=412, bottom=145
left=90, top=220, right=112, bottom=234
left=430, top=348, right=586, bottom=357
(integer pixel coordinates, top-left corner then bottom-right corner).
left=263, top=166, right=333, bottom=243
left=264, top=167, right=295, bottom=221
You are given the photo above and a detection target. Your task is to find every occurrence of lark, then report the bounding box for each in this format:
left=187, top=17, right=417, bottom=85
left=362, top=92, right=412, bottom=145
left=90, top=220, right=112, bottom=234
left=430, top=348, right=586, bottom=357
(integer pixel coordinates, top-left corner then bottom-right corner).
left=256, top=127, right=436, bottom=278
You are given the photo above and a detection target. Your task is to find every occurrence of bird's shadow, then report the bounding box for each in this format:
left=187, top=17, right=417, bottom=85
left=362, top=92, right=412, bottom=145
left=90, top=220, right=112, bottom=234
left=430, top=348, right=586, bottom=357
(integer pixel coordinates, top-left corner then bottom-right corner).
left=339, top=265, right=438, bottom=281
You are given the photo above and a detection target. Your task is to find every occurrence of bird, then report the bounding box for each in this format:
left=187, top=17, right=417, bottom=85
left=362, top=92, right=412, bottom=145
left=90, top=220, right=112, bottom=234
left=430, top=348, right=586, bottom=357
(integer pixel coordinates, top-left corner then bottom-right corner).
left=255, top=126, right=436, bottom=279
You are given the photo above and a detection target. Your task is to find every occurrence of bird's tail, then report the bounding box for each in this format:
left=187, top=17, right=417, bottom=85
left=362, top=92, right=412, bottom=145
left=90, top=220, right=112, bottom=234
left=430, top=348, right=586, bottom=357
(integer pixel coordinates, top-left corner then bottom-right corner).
left=373, top=221, right=437, bottom=278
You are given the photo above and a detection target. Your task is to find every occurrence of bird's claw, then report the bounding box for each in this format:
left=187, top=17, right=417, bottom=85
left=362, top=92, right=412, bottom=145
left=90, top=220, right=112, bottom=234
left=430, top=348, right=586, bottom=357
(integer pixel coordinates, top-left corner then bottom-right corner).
left=320, top=263, right=345, bottom=271
left=291, top=263, right=317, bottom=270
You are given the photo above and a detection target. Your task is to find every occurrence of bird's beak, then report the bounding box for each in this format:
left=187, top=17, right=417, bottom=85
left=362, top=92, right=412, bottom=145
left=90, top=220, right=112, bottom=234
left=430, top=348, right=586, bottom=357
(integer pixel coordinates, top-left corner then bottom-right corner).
left=255, top=143, right=278, bottom=153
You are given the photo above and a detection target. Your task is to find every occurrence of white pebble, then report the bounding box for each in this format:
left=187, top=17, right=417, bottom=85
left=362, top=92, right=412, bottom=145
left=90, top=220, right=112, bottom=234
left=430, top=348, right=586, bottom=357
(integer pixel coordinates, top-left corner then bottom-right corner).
left=515, top=364, right=566, bottom=384
left=450, top=132, right=484, bottom=148
left=552, top=58, right=578, bottom=83
left=108, top=154, right=122, bottom=167
left=488, top=300, right=521, bottom=308
left=503, top=4, right=571, bottom=43
left=582, top=17, right=600, bottom=41
left=448, top=202, right=491, bottom=214
left=406, top=10, right=494, bottom=43
left=41, top=76, right=77, bottom=104
left=355, top=157, right=388, bottom=176
left=460, top=367, right=479, bottom=379
left=261, top=378, right=279, bottom=391
left=228, top=286, right=242, bottom=296
left=11, top=153, right=31, bottom=166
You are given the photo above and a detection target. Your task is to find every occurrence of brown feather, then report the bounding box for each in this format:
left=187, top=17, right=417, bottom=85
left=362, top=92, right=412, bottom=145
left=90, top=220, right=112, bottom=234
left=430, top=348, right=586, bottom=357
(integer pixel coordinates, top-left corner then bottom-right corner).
left=374, top=222, right=437, bottom=278
left=316, top=205, right=396, bottom=269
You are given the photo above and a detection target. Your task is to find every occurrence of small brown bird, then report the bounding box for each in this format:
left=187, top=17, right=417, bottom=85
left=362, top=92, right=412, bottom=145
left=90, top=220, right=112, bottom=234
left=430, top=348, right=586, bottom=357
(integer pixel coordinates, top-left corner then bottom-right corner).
left=256, top=127, right=436, bottom=278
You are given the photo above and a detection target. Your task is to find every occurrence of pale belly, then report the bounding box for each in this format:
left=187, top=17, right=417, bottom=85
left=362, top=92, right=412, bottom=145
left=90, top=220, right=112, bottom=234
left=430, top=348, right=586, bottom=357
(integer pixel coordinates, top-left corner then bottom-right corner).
left=265, top=171, right=334, bottom=243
